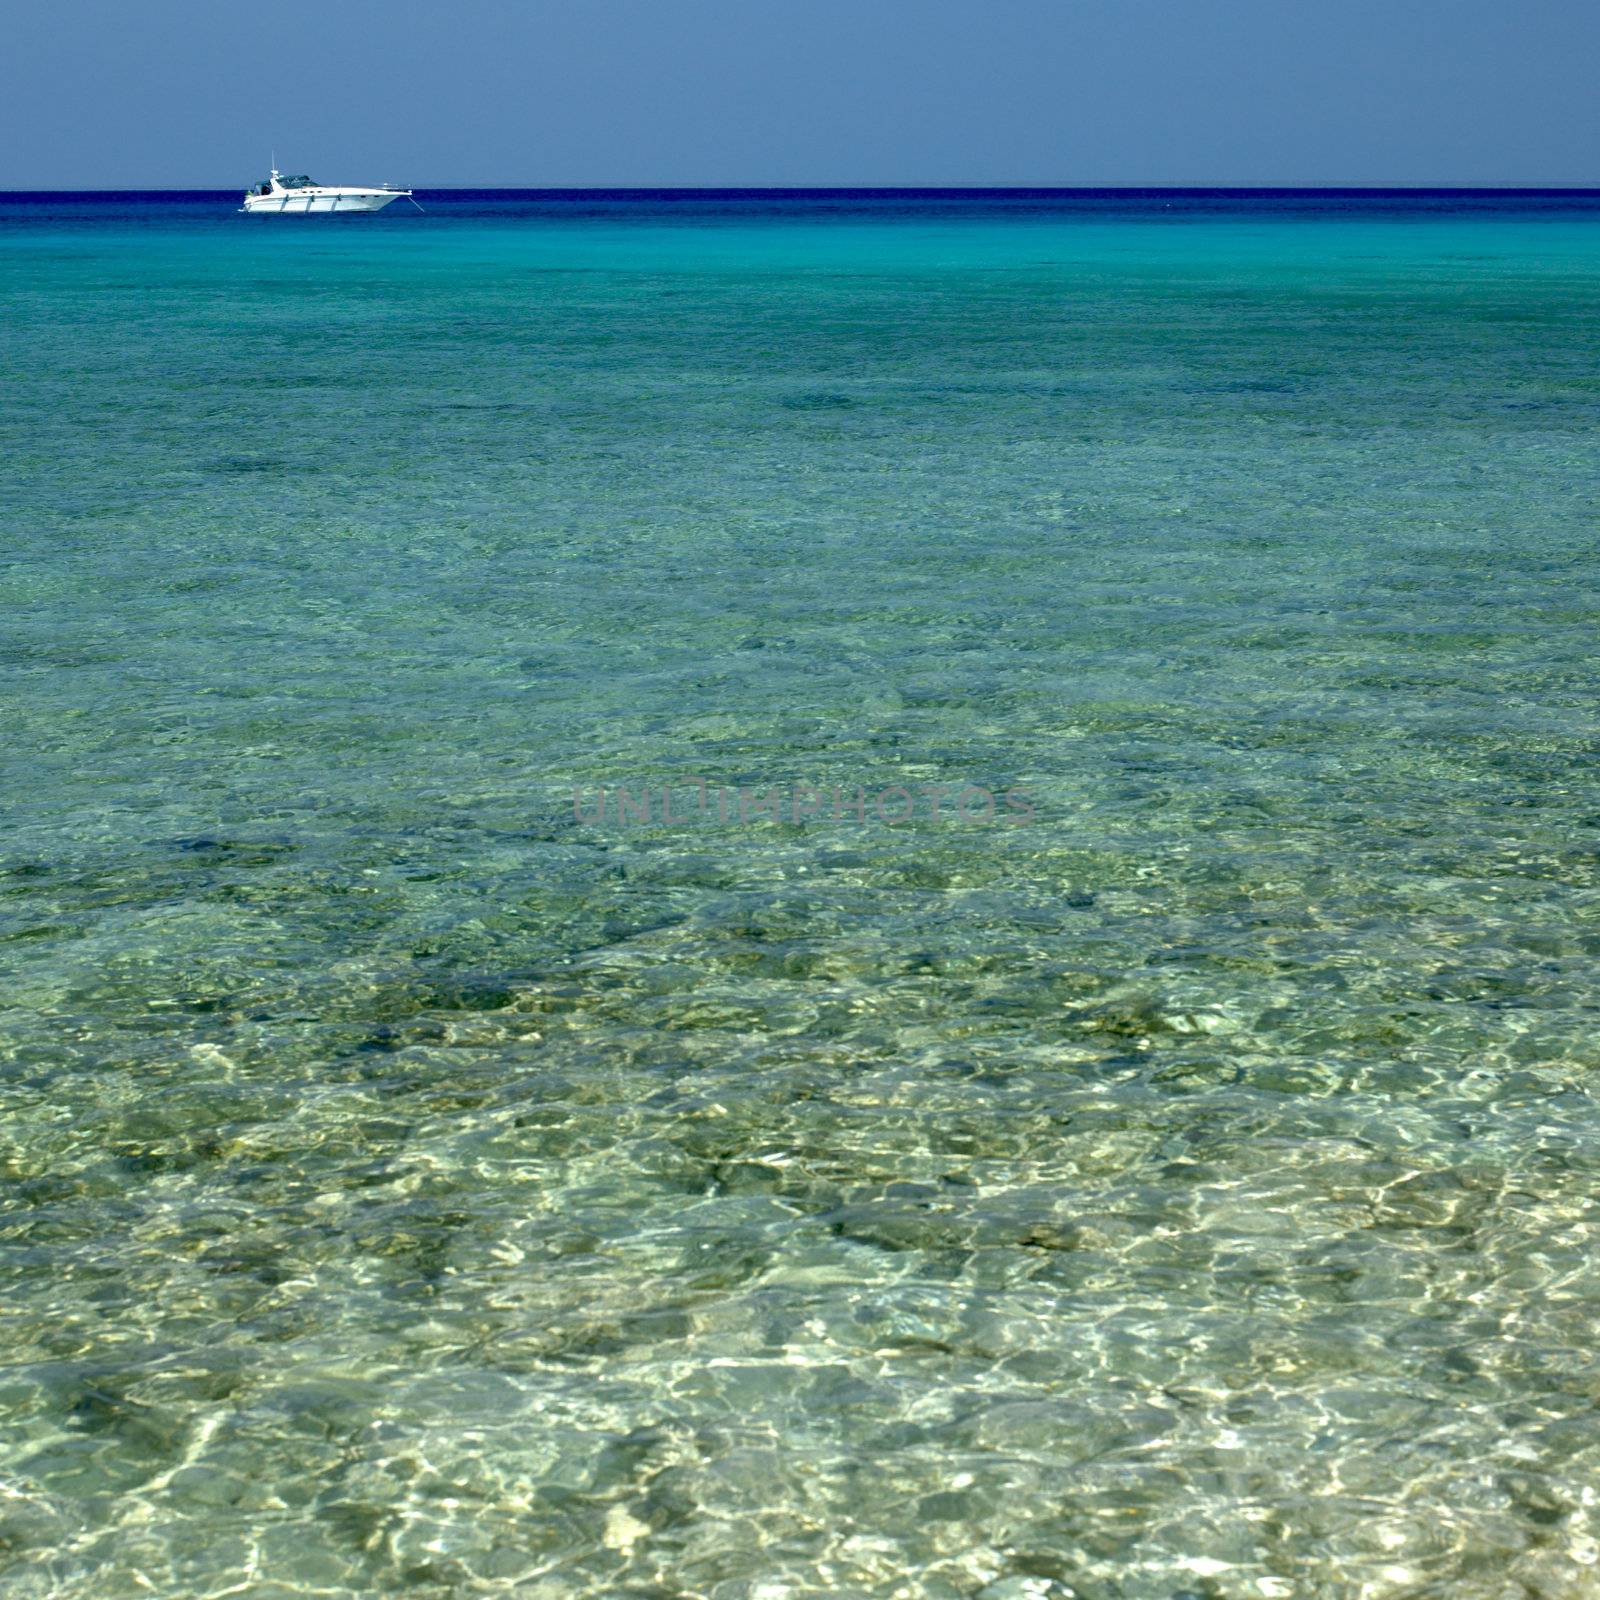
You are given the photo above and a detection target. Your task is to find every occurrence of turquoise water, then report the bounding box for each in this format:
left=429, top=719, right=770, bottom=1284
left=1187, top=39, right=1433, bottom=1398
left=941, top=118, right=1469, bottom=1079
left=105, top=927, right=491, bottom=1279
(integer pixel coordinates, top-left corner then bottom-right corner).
left=4, top=190, right=1600, bottom=1598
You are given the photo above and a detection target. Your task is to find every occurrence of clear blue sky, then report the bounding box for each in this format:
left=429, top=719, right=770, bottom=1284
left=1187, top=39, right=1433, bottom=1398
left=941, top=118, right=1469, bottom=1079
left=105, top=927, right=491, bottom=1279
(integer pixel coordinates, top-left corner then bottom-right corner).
left=5, top=0, right=1598, bottom=188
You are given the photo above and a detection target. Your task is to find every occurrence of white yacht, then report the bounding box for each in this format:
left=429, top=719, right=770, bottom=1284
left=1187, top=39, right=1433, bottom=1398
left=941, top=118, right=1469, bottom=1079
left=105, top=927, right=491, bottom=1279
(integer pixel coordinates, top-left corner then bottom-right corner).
left=241, top=169, right=413, bottom=214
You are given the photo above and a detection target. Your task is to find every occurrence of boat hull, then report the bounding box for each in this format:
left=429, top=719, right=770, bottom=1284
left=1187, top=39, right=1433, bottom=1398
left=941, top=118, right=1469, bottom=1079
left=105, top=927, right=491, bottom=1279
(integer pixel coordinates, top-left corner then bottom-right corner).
left=241, top=192, right=403, bottom=214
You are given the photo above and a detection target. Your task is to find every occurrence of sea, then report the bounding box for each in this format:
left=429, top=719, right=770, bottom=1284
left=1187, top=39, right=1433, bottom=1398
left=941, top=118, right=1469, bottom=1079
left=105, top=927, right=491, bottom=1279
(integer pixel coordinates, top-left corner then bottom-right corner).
left=3, top=188, right=1600, bottom=1599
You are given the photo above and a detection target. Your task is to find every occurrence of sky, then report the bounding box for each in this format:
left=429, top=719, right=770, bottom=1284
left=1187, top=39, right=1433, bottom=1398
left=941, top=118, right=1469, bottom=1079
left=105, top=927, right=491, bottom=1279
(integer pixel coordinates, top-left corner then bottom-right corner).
left=4, top=0, right=1599, bottom=188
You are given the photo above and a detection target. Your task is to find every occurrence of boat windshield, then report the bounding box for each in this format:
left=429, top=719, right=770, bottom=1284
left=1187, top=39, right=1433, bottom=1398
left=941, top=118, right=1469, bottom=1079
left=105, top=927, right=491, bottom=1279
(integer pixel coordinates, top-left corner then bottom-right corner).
left=278, top=174, right=316, bottom=190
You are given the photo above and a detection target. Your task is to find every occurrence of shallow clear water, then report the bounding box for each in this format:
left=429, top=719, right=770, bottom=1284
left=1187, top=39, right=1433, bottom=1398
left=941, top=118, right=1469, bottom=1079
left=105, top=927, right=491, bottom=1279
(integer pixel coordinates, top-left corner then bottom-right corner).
left=4, top=189, right=1600, bottom=1599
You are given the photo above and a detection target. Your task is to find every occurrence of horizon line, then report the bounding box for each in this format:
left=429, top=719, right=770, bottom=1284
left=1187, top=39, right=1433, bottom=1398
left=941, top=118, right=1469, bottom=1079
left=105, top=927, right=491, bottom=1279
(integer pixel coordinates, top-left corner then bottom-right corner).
left=6, top=182, right=1600, bottom=195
